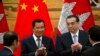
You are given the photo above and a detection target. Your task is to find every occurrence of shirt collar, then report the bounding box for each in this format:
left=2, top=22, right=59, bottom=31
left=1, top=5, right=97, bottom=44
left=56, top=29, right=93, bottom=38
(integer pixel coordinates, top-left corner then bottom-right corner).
left=93, top=41, right=100, bottom=46
left=4, top=46, right=13, bottom=54
left=32, top=33, right=42, bottom=41
left=70, top=30, right=79, bottom=37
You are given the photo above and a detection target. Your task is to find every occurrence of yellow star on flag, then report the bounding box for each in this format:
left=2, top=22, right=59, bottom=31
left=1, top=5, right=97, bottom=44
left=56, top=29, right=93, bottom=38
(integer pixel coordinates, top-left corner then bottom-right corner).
left=20, top=3, right=27, bottom=10
left=43, top=0, right=46, bottom=3
left=32, top=5, right=39, bottom=13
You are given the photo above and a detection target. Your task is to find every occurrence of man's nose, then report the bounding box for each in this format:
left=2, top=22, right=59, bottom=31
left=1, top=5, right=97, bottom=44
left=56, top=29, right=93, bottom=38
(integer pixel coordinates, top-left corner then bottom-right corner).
left=68, top=24, right=72, bottom=28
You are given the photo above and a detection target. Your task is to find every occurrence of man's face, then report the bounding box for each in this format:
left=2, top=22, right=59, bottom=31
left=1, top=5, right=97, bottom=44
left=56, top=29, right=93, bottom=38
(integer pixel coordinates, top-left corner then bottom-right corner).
left=66, top=17, right=79, bottom=33
left=33, top=22, right=45, bottom=37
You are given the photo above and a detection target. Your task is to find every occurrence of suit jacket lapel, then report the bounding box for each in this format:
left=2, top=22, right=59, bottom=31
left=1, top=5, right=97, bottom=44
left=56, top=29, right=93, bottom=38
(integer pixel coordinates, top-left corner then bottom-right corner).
left=42, top=36, right=47, bottom=47
left=63, top=32, right=73, bottom=47
left=30, top=36, right=38, bottom=49
left=78, top=30, right=83, bottom=43
left=68, top=32, right=73, bottom=44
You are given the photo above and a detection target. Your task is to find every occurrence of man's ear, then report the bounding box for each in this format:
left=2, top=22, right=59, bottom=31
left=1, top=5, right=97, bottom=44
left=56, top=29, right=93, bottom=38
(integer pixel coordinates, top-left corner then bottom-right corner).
left=12, top=40, right=15, bottom=45
left=89, top=37, right=94, bottom=45
left=12, top=40, right=17, bottom=45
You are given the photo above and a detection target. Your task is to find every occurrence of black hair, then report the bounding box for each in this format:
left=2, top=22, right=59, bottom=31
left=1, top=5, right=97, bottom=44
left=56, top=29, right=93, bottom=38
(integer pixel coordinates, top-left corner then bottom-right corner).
left=3, top=31, right=18, bottom=46
left=67, top=15, right=79, bottom=22
left=32, top=19, right=45, bottom=28
left=88, top=25, right=100, bottom=41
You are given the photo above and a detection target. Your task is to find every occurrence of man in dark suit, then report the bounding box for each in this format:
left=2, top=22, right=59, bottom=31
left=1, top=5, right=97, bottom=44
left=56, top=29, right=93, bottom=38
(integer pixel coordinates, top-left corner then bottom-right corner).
left=0, top=31, right=18, bottom=56
left=56, top=15, right=91, bottom=56
left=82, top=25, right=100, bottom=56
left=21, top=19, right=55, bottom=56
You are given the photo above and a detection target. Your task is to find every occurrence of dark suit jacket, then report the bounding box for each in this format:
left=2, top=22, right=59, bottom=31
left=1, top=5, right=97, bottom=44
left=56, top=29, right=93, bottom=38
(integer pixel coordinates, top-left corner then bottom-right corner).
left=0, top=47, right=13, bottom=56
left=82, top=43, right=100, bottom=56
left=21, top=35, right=55, bottom=56
left=56, top=30, right=91, bottom=56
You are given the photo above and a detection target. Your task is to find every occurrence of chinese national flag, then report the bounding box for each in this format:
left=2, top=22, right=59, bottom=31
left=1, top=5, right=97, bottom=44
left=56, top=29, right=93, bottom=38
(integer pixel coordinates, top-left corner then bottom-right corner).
left=0, top=0, right=9, bottom=50
left=57, top=0, right=95, bottom=34
left=14, top=0, right=54, bottom=56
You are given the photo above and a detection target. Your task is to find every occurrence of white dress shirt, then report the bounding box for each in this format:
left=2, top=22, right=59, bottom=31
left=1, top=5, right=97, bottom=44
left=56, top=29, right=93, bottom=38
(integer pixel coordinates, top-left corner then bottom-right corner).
left=33, top=34, right=47, bottom=56
left=70, top=30, right=79, bottom=43
left=33, top=34, right=42, bottom=47
left=93, top=41, right=100, bottom=46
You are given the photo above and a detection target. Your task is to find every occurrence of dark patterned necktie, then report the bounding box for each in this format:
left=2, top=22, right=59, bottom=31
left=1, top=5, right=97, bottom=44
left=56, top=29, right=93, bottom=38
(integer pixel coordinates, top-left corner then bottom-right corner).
left=73, top=35, right=77, bottom=43
left=37, top=38, right=41, bottom=48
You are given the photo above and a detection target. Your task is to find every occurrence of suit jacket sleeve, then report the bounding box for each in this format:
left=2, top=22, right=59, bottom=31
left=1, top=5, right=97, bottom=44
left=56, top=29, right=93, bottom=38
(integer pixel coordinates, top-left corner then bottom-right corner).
left=80, top=31, right=92, bottom=52
left=56, top=36, right=72, bottom=56
left=81, top=40, right=91, bottom=52
left=21, top=40, right=35, bottom=56
left=44, top=37, right=55, bottom=56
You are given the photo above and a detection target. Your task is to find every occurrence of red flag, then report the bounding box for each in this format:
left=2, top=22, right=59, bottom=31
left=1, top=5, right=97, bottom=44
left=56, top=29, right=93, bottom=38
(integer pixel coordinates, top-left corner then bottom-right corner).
left=57, top=0, right=95, bottom=34
left=14, top=0, right=54, bottom=56
left=0, top=0, right=9, bottom=50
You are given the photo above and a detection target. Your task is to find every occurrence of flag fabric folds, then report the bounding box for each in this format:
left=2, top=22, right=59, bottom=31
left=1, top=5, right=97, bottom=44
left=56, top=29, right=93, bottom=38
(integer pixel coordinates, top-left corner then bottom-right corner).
left=57, top=0, right=95, bottom=34
left=0, top=0, right=9, bottom=50
left=14, top=0, right=54, bottom=56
